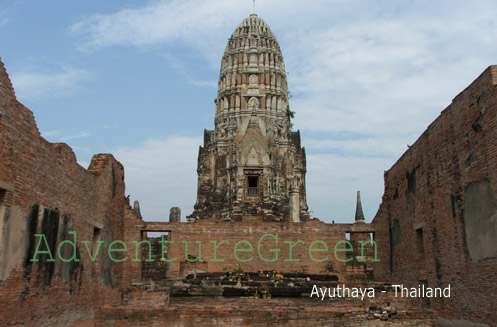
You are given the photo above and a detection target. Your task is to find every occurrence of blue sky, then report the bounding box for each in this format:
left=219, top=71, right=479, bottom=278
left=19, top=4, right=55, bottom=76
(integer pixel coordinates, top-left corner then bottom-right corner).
left=1, top=0, right=497, bottom=223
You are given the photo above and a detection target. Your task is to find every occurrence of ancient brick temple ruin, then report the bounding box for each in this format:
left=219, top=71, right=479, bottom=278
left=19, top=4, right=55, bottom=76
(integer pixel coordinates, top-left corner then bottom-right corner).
left=1, top=13, right=497, bottom=327
left=189, top=15, right=308, bottom=223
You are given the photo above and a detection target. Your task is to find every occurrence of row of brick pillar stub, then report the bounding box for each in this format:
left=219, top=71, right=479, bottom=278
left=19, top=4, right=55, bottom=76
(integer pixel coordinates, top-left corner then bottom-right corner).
left=131, top=200, right=181, bottom=223
left=169, top=207, right=181, bottom=222
left=131, top=195, right=363, bottom=224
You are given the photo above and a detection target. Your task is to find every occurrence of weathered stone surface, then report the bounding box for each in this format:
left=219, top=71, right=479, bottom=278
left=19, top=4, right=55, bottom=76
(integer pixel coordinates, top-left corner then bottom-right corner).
left=463, top=178, right=497, bottom=262
left=95, top=297, right=438, bottom=327
left=373, top=66, right=497, bottom=327
left=438, top=318, right=490, bottom=327
left=0, top=56, right=144, bottom=326
left=189, top=15, right=308, bottom=223
left=169, top=207, right=181, bottom=222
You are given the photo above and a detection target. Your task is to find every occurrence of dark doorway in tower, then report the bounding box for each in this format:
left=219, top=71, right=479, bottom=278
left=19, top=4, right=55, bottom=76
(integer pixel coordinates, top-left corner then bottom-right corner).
left=247, top=176, right=259, bottom=197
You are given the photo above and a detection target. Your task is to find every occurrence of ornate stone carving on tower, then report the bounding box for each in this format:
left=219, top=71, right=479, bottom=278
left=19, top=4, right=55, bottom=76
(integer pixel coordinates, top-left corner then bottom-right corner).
left=189, top=14, right=308, bottom=222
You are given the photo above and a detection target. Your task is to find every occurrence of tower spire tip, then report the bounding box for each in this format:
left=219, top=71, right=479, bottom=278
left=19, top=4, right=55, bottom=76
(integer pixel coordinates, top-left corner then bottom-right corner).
left=355, top=191, right=365, bottom=223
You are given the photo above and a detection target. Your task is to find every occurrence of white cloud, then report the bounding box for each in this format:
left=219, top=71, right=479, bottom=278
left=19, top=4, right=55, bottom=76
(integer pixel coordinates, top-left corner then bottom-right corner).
left=306, top=153, right=392, bottom=223
left=286, top=3, right=497, bottom=141
left=304, top=136, right=409, bottom=159
left=60, top=131, right=90, bottom=142
left=10, top=66, right=92, bottom=100
left=160, top=52, right=217, bottom=88
left=113, top=135, right=202, bottom=222
left=41, top=130, right=61, bottom=139
left=71, top=0, right=251, bottom=65
left=68, top=0, right=497, bottom=221
left=187, top=79, right=217, bottom=88
left=71, top=0, right=497, bottom=137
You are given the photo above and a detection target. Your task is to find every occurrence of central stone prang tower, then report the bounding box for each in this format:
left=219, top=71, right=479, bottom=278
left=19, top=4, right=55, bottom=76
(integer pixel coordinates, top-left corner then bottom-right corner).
left=189, top=14, right=308, bottom=222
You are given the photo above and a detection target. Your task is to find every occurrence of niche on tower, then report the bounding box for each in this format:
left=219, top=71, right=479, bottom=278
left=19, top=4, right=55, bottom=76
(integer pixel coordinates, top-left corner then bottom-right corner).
left=244, top=169, right=262, bottom=199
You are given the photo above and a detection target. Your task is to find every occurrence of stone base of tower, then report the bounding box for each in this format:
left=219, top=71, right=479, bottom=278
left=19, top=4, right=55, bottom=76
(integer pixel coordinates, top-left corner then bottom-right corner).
left=190, top=128, right=309, bottom=223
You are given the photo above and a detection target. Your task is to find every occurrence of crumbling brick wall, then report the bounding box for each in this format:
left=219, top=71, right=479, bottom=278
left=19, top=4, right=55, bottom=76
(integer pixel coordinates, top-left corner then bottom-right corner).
left=0, top=57, right=141, bottom=326
left=94, top=297, right=438, bottom=327
left=130, top=220, right=378, bottom=283
left=372, top=66, right=497, bottom=326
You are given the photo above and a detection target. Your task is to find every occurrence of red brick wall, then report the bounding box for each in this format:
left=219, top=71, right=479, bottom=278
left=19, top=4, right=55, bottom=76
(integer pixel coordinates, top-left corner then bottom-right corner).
left=120, top=284, right=169, bottom=307
left=372, top=66, right=497, bottom=325
left=0, top=58, right=142, bottom=326
left=95, top=298, right=437, bottom=327
left=130, top=220, right=378, bottom=282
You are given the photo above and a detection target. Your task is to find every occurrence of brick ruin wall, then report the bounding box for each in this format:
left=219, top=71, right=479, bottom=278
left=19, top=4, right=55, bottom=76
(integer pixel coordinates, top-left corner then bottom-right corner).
left=95, top=299, right=438, bottom=327
left=0, top=58, right=142, bottom=326
left=3, top=51, right=497, bottom=326
left=128, top=220, right=377, bottom=283
left=372, top=66, right=497, bottom=326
